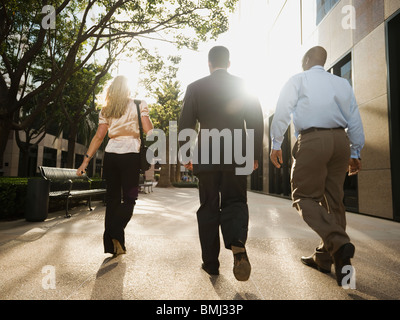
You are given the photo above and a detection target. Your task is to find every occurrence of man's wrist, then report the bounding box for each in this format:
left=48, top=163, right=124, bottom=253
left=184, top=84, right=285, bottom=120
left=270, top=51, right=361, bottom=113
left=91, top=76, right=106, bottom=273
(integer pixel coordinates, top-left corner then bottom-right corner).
left=272, top=139, right=282, bottom=151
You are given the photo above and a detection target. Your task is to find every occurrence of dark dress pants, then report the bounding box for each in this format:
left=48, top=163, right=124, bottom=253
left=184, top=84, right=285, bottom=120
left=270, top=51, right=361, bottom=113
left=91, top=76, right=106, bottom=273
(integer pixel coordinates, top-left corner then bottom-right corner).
left=103, top=152, right=140, bottom=254
left=197, top=170, right=249, bottom=269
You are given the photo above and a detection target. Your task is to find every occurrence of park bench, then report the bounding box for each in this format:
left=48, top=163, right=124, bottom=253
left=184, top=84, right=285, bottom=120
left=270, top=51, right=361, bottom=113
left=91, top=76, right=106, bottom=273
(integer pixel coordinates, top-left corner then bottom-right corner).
left=39, top=166, right=106, bottom=218
left=139, top=175, right=153, bottom=193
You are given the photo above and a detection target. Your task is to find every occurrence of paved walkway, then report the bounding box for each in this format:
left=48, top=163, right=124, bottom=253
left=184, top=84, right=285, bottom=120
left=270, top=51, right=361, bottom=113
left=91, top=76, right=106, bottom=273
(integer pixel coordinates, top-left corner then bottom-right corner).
left=0, top=187, right=399, bottom=301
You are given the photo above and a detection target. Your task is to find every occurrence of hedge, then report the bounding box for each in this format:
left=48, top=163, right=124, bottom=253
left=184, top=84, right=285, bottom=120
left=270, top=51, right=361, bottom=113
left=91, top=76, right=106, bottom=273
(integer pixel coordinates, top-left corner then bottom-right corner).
left=0, top=177, right=105, bottom=221
left=172, top=182, right=198, bottom=188
left=0, top=177, right=28, bottom=220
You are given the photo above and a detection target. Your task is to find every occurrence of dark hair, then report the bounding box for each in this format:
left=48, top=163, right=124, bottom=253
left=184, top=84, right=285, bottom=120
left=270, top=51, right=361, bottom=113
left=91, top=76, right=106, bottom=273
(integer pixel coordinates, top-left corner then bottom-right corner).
left=208, top=46, right=230, bottom=68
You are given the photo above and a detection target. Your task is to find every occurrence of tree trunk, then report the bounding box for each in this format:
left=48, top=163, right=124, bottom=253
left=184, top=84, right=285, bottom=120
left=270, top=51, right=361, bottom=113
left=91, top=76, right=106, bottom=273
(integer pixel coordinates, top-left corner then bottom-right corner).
left=170, top=163, right=176, bottom=183
left=15, top=131, right=29, bottom=177
left=175, top=159, right=181, bottom=182
left=157, top=140, right=171, bottom=187
left=19, top=147, right=29, bottom=177
left=157, top=163, right=171, bottom=187
left=0, top=118, right=12, bottom=169
left=66, top=125, right=78, bottom=169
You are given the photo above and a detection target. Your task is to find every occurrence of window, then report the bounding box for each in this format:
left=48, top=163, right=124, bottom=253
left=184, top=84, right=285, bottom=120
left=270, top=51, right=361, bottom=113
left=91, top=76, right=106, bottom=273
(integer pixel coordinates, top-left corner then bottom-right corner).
left=268, top=115, right=291, bottom=198
left=387, top=11, right=400, bottom=221
left=42, top=147, right=57, bottom=168
left=75, top=154, right=84, bottom=169
left=95, top=158, right=103, bottom=177
left=18, top=144, right=38, bottom=177
left=329, top=53, right=358, bottom=213
left=61, top=151, right=68, bottom=168
left=316, top=0, right=340, bottom=25
left=330, top=53, right=352, bottom=86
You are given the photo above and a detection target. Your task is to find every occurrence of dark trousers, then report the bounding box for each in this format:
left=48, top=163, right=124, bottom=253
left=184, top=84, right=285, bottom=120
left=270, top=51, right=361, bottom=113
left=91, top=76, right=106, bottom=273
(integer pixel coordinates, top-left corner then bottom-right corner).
left=103, top=152, right=140, bottom=254
left=197, top=171, right=249, bottom=269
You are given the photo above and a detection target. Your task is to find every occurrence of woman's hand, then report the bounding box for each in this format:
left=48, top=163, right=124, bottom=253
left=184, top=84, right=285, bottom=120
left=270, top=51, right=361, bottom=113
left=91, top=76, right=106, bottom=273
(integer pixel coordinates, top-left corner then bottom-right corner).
left=76, top=162, right=88, bottom=176
left=76, top=124, right=108, bottom=176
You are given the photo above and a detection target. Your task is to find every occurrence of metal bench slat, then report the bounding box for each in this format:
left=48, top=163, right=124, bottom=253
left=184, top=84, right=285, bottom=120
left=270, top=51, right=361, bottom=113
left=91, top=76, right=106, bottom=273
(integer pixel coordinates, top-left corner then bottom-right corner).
left=40, top=166, right=87, bottom=181
left=49, top=191, right=70, bottom=197
left=69, top=189, right=107, bottom=197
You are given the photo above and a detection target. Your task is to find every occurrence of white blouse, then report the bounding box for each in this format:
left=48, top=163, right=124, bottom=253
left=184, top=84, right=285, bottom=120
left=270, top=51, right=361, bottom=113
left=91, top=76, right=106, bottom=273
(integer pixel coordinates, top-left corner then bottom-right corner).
left=99, top=99, right=150, bottom=154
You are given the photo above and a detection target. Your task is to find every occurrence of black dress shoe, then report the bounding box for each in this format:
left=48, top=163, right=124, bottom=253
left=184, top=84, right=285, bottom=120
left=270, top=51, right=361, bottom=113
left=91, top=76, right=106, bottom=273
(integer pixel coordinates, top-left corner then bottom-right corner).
left=333, top=243, right=355, bottom=286
left=301, top=256, right=331, bottom=274
left=202, top=263, right=219, bottom=276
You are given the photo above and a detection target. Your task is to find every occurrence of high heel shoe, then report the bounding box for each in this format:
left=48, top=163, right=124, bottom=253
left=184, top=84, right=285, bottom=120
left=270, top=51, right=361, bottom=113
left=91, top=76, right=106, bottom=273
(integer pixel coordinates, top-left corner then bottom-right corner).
left=112, top=239, right=126, bottom=256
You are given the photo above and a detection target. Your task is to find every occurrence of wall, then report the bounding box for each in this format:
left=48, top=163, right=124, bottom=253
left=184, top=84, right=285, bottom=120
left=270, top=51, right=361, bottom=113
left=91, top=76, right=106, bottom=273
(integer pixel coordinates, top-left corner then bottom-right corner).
left=262, top=0, right=400, bottom=220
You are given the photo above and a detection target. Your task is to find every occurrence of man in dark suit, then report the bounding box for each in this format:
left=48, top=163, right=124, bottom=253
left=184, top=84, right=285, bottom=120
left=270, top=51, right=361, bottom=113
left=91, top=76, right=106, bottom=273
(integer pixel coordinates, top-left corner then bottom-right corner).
left=178, top=46, right=264, bottom=281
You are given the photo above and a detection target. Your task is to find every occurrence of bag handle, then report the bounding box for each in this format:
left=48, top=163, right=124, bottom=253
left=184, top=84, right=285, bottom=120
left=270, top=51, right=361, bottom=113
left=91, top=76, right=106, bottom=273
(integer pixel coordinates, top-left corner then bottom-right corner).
left=134, top=99, right=144, bottom=145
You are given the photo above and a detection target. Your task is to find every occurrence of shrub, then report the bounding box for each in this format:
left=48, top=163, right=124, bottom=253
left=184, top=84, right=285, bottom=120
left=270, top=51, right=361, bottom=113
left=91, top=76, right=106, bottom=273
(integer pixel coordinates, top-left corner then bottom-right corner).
left=0, top=177, right=28, bottom=220
left=0, top=177, right=106, bottom=220
left=172, top=182, right=198, bottom=188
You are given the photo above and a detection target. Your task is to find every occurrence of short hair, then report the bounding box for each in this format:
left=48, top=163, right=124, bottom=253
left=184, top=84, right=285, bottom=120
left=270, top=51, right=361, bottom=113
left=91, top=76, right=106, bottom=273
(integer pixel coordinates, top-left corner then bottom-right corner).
left=208, top=46, right=230, bottom=68
left=304, top=46, right=327, bottom=66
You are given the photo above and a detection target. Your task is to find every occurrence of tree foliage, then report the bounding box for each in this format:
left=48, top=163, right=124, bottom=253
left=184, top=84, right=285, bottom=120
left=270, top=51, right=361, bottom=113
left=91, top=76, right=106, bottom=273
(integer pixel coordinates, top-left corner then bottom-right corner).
left=0, top=0, right=238, bottom=162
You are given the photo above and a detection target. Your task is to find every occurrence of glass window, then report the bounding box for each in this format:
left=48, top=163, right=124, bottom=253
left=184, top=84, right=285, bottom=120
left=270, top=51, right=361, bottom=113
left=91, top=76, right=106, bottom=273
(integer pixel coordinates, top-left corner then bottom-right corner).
left=61, top=151, right=68, bottom=168
left=75, top=154, right=84, bottom=169
left=42, top=147, right=57, bottom=167
left=329, top=53, right=352, bottom=86
left=329, top=53, right=358, bottom=212
left=340, top=60, right=352, bottom=85
left=316, top=0, right=340, bottom=25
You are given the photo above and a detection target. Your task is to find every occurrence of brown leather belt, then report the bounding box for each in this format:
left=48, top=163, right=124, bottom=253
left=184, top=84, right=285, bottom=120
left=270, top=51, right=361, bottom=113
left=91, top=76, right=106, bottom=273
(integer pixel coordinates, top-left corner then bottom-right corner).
left=300, top=127, right=345, bottom=135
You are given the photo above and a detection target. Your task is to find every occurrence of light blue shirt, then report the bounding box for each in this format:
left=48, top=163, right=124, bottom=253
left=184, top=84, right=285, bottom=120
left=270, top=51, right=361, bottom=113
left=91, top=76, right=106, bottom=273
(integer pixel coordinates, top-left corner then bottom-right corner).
left=270, top=66, right=365, bottom=159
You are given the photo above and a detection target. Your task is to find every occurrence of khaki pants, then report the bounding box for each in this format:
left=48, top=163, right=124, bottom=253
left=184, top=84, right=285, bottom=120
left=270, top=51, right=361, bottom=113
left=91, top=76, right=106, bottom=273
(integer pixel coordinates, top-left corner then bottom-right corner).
left=291, top=129, right=351, bottom=262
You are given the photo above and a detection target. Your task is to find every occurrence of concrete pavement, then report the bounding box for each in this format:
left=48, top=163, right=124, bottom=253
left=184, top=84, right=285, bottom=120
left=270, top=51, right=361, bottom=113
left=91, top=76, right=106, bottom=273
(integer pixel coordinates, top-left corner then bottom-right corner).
left=0, top=187, right=399, bottom=301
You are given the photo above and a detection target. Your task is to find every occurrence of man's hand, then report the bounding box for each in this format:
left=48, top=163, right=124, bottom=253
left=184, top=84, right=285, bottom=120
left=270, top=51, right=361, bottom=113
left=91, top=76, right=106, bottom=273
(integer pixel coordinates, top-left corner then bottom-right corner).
left=348, top=158, right=362, bottom=176
left=184, top=161, right=193, bottom=171
left=270, top=149, right=283, bottom=169
left=253, top=160, right=259, bottom=171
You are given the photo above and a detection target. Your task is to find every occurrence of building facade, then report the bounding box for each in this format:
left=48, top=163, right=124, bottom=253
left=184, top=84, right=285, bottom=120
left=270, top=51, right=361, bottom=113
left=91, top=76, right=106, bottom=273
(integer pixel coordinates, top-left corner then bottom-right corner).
left=252, top=0, right=400, bottom=221
left=1, top=129, right=104, bottom=178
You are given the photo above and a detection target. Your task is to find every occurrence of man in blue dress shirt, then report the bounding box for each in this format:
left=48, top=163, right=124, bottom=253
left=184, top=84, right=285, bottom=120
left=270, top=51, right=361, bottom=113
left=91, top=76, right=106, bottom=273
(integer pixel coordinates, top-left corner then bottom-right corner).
left=270, top=46, right=365, bottom=286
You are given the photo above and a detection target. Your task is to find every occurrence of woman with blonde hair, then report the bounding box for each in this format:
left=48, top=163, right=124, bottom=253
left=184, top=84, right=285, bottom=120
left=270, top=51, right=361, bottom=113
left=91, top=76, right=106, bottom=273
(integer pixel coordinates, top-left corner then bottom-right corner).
left=77, top=75, right=153, bottom=256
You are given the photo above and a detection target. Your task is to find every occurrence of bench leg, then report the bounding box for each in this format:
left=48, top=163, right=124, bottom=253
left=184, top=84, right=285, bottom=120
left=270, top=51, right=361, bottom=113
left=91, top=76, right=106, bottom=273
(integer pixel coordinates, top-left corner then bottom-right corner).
left=65, top=198, right=71, bottom=218
left=88, top=197, right=93, bottom=211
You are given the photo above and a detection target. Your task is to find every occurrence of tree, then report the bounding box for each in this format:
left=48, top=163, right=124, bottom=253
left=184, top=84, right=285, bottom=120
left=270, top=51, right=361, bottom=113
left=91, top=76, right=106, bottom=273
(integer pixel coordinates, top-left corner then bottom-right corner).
left=149, top=79, right=183, bottom=187
left=0, top=0, right=239, bottom=165
left=14, top=96, right=56, bottom=176
left=58, top=62, right=111, bottom=168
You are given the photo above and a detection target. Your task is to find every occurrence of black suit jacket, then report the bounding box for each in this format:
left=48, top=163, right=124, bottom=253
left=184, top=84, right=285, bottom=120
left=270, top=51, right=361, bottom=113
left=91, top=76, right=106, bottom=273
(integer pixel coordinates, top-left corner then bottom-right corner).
left=178, top=69, right=264, bottom=174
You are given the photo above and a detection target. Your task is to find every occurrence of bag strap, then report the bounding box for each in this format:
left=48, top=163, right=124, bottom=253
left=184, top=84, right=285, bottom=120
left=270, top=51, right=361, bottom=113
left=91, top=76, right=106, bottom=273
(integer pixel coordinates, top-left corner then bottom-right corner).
left=134, top=99, right=144, bottom=145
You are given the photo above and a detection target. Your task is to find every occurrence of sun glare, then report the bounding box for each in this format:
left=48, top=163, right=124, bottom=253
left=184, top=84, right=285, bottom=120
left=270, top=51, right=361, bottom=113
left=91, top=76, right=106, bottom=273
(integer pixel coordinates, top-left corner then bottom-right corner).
left=110, top=0, right=305, bottom=114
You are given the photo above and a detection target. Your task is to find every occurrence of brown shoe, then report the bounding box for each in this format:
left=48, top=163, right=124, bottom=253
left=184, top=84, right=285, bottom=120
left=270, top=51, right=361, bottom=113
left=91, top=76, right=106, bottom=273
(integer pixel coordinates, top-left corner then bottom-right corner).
left=232, top=245, right=251, bottom=281
left=301, top=256, right=331, bottom=274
